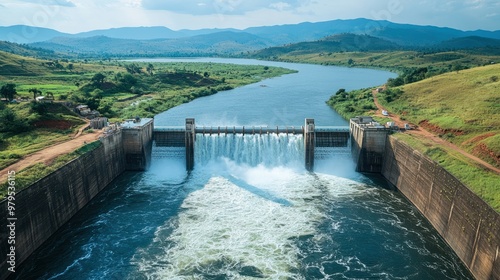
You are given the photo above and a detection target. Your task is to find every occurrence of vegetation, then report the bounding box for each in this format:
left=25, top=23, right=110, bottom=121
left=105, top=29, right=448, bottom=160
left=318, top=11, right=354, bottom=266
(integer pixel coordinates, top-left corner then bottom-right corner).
left=254, top=45, right=500, bottom=87
left=0, top=51, right=295, bottom=120
left=394, top=133, right=500, bottom=211
left=326, top=88, right=376, bottom=119
left=0, top=141, right=101, bottom=198
left=0, top=102, right=84, bottom=169
left=378, top=64, right=500, bottom=167
left=0, top=50, right=295, bottom=177
left=327, top=63, right=499, bottom=211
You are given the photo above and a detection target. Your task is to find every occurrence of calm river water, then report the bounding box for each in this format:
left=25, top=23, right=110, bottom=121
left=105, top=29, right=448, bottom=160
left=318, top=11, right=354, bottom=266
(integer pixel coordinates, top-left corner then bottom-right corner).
left=15, top=59, right=473, bottom=279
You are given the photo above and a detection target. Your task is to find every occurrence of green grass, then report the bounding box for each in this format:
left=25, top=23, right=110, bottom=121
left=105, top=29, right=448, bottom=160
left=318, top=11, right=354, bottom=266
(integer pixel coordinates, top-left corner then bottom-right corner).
left=394, top=133, right=500, bottom=212
left=325, top=64, right=499, bottom=212
left=326, top=88, right=377, bottom=119
left=0, top=103, right=85, bottom=169
left=0, top=141, right=102, bottom=199
left=267, top=51, right=499, bottom=74
left=378, top=63, right=500, bottom=167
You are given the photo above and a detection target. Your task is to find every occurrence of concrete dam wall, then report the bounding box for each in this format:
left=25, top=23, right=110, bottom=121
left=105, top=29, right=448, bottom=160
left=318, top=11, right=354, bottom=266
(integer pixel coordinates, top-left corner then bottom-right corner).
left=0, top=132, right=125, bottom=280
left=382, top=136, right=500, bottom=280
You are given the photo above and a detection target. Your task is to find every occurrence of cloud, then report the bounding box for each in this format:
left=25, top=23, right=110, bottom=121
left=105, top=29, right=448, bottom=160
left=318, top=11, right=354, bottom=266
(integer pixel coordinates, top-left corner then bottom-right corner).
left=16, top=0, right=75, bottom=7
left=270, top=2, right=292, bottom=11
left=141, top=0, right=305, bottom=15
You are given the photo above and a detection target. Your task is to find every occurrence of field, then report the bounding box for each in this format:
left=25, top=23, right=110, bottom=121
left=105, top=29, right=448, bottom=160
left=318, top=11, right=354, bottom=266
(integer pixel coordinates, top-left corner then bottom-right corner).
left=272, top=50, right=498, bottom=74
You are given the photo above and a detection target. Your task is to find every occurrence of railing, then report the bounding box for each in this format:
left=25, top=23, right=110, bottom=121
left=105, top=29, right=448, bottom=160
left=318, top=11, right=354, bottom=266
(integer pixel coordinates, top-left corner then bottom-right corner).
left=154, top=126, right=349, bottom=134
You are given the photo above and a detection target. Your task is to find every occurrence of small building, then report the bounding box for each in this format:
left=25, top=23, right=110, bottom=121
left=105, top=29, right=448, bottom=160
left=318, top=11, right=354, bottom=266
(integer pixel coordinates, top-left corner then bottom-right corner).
left=90, top=117, right=108, bottom=129
left=36, top=96, right=53, bottom=103
left=75, top=105, right=91, bottom=115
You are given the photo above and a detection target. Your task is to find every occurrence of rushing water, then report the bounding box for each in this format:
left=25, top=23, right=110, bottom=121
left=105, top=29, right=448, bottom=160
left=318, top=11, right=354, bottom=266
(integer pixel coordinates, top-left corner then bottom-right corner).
left=15, top=59, right=473, bottom=279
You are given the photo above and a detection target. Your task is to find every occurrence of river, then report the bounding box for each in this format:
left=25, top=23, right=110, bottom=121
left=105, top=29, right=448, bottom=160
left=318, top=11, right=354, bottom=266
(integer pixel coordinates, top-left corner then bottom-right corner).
left=14, top=59, right=473, bottom=279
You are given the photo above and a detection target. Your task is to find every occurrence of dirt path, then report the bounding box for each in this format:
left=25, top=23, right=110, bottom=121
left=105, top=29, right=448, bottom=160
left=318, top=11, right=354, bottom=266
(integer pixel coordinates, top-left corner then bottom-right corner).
left=372, top=89, right=500, bottom=174
left=0, top=125, right=101, bottom=183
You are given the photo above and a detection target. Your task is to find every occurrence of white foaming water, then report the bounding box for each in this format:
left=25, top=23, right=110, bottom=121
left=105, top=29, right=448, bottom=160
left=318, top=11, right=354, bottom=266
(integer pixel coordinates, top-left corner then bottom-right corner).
left=134, top=145, right=369, bottom=279
left=195, top=133, right=304, bottom=167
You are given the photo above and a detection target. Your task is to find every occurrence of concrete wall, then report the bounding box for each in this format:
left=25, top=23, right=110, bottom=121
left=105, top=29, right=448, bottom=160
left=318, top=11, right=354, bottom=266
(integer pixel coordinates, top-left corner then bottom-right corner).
left=122, top=119, right=153, bottom=171
left=0, top=132, right=125, bottom=280
left=350, top=118, right=389, bottom=173
left=382, top=136, right=500, bottom=280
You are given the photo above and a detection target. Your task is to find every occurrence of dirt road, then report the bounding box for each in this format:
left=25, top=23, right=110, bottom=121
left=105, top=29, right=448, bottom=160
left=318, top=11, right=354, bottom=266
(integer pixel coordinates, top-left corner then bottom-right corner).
left=372, top=89, right=500, bottom=174
left=0, top=125, right=101, bottom=183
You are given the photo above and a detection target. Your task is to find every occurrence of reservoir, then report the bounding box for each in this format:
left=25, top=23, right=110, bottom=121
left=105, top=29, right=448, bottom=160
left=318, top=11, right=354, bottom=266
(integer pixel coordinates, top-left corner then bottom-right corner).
left=15, top=59, right=473, bottom=279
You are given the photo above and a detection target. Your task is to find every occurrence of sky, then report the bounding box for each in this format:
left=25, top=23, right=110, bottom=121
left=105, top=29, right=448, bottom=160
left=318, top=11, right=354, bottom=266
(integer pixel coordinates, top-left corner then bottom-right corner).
left=0, top=0, right=498, bottom=33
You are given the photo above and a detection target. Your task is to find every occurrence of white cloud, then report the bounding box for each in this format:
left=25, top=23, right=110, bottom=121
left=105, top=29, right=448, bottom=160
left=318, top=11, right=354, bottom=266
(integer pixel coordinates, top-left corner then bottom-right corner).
left=0, top=0, right=498, bottom=33
left=141, top=0, right=305, bottom=15
left=269, top=2, right=292, bottom=11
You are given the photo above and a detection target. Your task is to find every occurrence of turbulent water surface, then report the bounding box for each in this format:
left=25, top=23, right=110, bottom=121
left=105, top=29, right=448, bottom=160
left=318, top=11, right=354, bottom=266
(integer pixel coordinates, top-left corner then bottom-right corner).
left=15, top=59, right=473, bottom=279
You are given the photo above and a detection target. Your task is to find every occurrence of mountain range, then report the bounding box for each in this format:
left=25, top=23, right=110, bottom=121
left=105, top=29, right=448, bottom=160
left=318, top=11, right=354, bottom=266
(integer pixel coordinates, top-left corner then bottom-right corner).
left=0, top=18, right=499, bottom=57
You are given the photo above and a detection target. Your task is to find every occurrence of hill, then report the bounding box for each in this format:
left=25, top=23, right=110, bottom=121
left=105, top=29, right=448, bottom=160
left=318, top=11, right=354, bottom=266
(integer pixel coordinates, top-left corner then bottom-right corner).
left=0, top=25, right=69, bottom=44
left=0, top=50, right=55, bottom=75
left=432, top=36, right=500, bottom=55
left=2, top=18, right=500, bottom=51
left=74, top=26, right=238, bottom=40
left=30, top=31, right=273, bottom=57
left=251, top=33, right=400, bottom=58
left=378, top=63, right=500, bottom=167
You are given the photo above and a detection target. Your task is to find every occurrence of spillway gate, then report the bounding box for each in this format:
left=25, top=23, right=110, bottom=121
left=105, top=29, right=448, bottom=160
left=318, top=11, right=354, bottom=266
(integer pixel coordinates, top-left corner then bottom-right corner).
left=153, top=118, right=350, bottom=171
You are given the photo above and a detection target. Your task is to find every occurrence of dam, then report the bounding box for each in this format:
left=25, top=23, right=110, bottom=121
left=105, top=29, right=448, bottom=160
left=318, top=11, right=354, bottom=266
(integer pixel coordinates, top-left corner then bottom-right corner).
left=5, top=59, right=494, bottom=280
left=153, top=118, right=350, bottom=171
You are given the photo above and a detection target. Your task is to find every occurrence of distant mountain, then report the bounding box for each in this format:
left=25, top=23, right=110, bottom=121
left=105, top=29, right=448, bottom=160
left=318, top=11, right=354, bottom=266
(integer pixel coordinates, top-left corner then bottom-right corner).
left=431, top=36, right=500, bottom=55
left=250, top=33, right=400, bottom=58
left=0, top=40, right=66, bottom=59
left=74, top=26, right=180, bottom=40
left=1, top=18, right=500, bottom=56
left=2, top=18, right=500, bottom=46
left=31, top=31, right=273, bottom=56
left=433, top=36, right=500, bottom=50
left=243, top=18, right=500, bottom=46
left=244, top=18, right=387, bottom=45
left=0, top=25, right=69, bottom=44
left=73, top=26, right=239, bottom=40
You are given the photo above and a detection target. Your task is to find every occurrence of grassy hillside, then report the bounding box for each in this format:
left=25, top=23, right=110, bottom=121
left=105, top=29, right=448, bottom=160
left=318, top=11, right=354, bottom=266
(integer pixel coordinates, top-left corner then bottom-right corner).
left=327, top=64, right=500, bottom=211
left=378, top=63, right=500, bottom=167
left=260, top=50, right=498, bottom=73
left=0, top=102, right=85, bottom=169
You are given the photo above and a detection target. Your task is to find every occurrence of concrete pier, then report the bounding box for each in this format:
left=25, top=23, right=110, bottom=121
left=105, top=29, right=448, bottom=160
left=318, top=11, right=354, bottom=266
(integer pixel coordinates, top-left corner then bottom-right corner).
left=122, top=118, right=153, bottom=171
left=304, top=119, right=315, bottom=171
left=350, top=116, right=389, bottom=173
left=185, top=118, right=195, bottom=171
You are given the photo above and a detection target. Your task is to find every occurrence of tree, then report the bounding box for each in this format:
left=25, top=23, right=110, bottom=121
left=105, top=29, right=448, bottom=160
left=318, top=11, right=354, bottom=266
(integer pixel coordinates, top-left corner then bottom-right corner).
left=0, top=107, right=30, bottom=133
left=203, top=72, right=210, bottom=78
left=125, top=64, right=142, bottom=74
left=0, top=83, right=17, bottom=101
left=28, top=88, right=42, bottom=100
left=30, top=101, right=48, bottom=115
left=91, top=73, right=106, bottom=85
left=335, top=88, right=346, bottom=95
left=67, top=63, right=74, bottom=72
left=146, top=63, right=154, bottom=75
